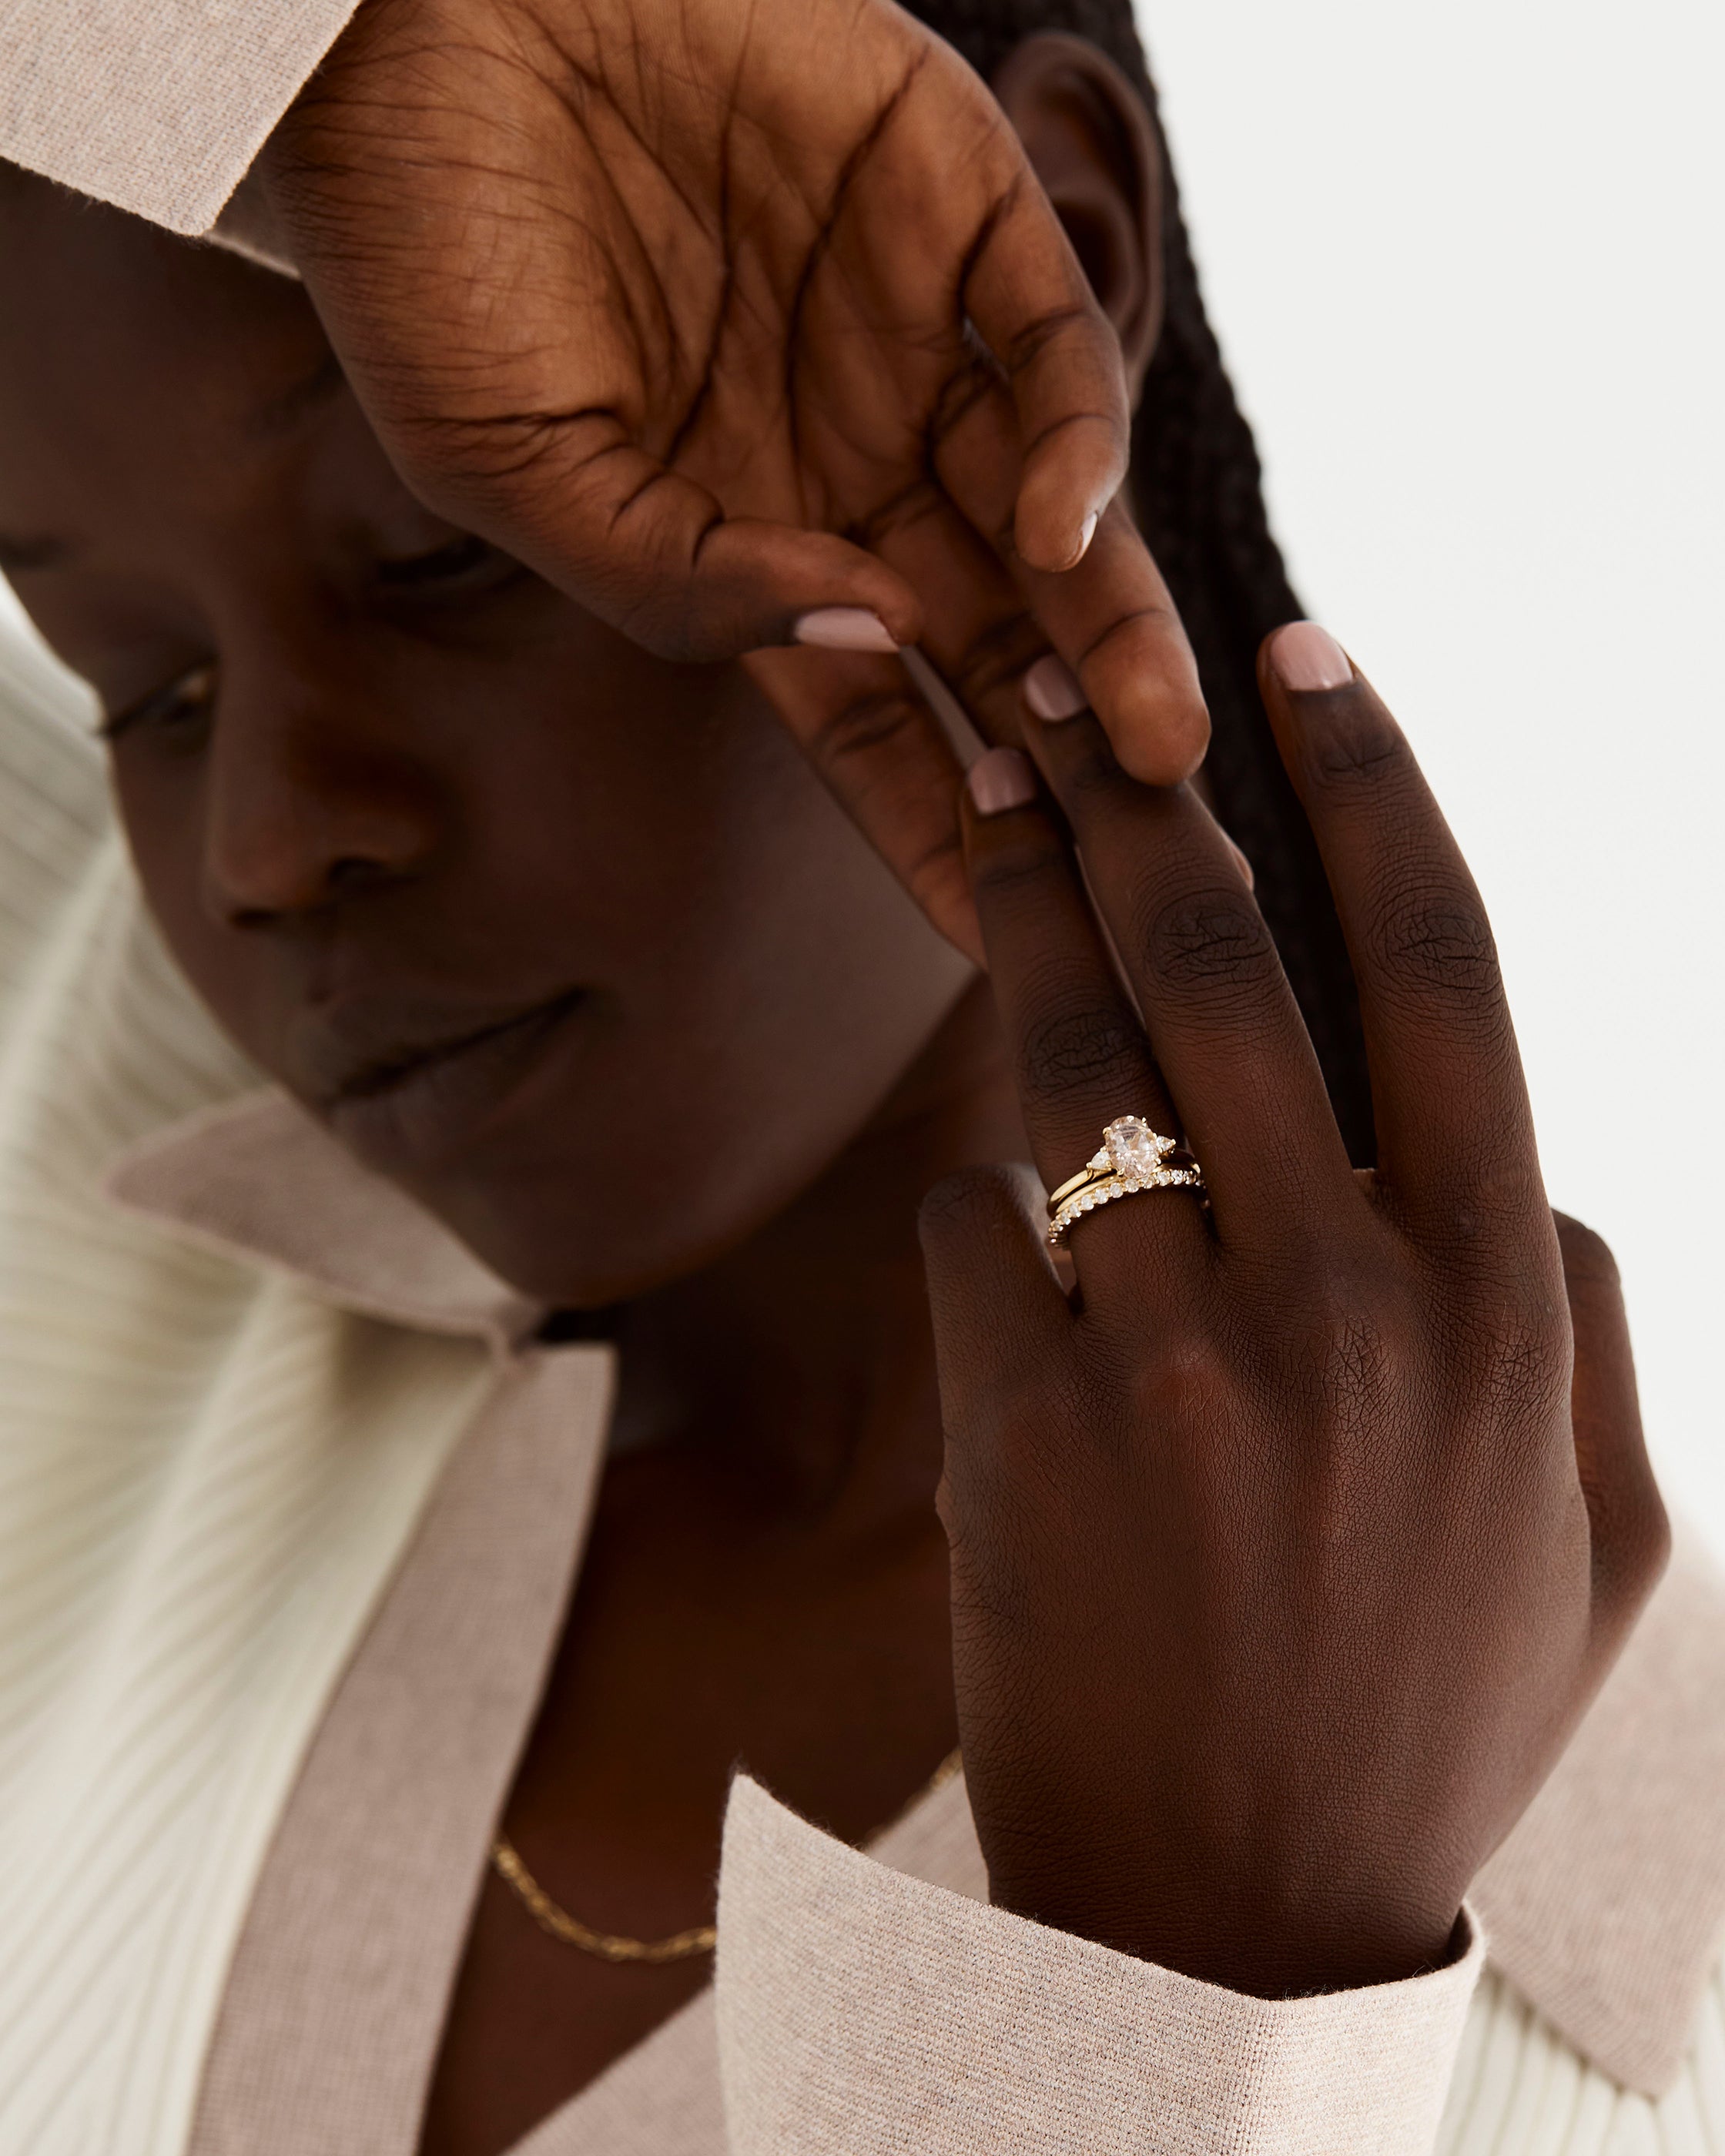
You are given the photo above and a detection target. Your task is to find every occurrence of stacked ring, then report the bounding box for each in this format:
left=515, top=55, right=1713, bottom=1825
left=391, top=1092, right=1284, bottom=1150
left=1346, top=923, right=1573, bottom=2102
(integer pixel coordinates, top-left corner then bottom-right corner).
left=1046, top=1116, right=1204, bottom=1248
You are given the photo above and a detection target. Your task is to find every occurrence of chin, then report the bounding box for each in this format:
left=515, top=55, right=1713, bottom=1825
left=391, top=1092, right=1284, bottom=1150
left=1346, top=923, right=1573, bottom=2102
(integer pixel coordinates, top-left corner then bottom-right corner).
left=406, top=1144, right=792, bottom=1311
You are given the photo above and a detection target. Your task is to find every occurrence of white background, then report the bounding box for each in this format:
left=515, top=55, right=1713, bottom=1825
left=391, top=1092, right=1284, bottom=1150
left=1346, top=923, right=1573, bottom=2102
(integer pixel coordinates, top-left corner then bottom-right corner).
left=1136, top=0, right=1725, bottom=1556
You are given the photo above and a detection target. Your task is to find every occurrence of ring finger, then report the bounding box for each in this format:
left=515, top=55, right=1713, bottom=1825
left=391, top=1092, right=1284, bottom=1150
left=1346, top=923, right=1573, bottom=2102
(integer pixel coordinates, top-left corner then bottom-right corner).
left=1023, top=693, right=1352, bottom=1246
left=960, top=746, right=1209, bottom=1280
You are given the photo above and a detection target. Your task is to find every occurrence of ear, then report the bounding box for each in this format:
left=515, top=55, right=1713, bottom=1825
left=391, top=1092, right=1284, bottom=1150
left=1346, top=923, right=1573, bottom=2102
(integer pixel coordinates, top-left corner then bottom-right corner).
left=990, top=32, right=1164, bottom=400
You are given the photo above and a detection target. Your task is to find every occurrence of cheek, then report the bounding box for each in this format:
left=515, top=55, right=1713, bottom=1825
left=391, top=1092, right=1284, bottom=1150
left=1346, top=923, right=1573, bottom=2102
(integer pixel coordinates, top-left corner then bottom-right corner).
left=419, top=675, right=973, bottom=1303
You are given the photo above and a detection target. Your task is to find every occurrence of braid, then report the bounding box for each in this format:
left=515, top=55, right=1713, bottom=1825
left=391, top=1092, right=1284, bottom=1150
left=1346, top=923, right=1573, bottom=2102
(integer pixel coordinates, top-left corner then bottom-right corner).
left=908, top=0, right=1375, bottom=1162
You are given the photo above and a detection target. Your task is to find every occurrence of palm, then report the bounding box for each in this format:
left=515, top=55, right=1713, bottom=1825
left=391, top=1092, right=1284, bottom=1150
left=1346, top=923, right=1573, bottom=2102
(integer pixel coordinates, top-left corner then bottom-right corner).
left=263, top=0, right=1205, bottom=946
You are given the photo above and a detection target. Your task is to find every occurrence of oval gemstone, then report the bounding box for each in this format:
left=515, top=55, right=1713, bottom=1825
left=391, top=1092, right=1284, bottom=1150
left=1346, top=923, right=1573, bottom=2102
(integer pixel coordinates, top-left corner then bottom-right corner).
left=1104, top=1116, right=1167, bottom=1178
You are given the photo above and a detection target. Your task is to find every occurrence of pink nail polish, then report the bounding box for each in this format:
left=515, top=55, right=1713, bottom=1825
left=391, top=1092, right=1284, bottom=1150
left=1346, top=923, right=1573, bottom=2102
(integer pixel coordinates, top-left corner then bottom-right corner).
left=1023, top=654, right=1087, bottom=722
left=1271, top=621, right=1352, bottom=692
left=792, top=608, right=899, bottom=654
left=966, top=747, right=1037, bottom=816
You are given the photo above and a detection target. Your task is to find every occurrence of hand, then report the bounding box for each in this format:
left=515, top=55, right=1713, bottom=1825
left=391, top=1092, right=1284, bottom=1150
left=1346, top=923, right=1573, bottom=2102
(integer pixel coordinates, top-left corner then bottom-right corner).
left=259, top=0, right=1207, bottom=953
left=919, top=627, right=1668, bottom=1996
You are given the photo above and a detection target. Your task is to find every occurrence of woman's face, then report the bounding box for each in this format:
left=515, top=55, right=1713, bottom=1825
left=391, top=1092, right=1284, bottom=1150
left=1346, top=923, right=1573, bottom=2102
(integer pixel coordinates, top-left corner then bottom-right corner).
left=0, top=187, right=972, bottom=1304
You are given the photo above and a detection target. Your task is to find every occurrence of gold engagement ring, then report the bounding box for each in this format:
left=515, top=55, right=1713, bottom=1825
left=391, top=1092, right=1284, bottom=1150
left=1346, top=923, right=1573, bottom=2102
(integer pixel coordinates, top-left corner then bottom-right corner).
left=1046, top=1116, right=1204, bottom=1247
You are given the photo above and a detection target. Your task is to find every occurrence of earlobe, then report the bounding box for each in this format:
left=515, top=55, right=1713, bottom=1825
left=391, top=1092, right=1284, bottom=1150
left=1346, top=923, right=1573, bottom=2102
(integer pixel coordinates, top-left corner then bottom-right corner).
left=990, top=32, right=1165, bottom=399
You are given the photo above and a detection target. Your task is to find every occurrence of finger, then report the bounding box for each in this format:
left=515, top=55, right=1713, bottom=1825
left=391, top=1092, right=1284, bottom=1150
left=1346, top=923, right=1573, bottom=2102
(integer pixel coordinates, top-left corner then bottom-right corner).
left=918, top=1161, right=1070, bottom=1381
left=743, top=644, right=983, bottom=964
left=1256, top=624, right=1540, bottom=1235
left=956, top=130, right=1132, bottom=576
left=961, top=748, right=1206, bottom=1280
left=1553, top=1213, right=1670, bottom=1642
left=1023, top=705, right=1349, bottom=1240
left=929, top=369, right=1209, bottom=785
left=849, top=467, right=1054, bottom=753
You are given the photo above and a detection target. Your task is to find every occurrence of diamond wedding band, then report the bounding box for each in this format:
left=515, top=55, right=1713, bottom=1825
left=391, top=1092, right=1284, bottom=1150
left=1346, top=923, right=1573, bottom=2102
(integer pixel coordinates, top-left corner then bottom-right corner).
left=1046, top=1116, right=1204, bottom=1247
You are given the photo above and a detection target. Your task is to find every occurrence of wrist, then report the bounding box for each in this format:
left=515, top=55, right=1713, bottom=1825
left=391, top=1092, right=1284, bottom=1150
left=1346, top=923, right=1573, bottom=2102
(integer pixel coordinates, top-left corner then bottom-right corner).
left=986, top=1859, right=1466, bottom=1998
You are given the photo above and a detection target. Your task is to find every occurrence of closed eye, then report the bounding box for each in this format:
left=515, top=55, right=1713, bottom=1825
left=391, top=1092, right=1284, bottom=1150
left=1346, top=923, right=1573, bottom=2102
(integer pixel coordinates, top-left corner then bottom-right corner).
left=99, top=660, right=217, bottom=745
left=373, top=533, right=525, bottom=595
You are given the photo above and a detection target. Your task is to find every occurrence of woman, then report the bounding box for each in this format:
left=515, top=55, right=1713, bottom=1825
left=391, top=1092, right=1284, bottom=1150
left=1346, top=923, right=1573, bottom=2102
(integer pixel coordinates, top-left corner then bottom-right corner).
left=0, top=2, right=1719, bottom=2152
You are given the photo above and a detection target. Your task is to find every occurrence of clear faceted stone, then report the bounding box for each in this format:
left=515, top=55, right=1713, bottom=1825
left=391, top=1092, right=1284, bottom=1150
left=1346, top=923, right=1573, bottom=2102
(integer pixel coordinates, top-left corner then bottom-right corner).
left=1104, top=1116, right=1167, bottom=1180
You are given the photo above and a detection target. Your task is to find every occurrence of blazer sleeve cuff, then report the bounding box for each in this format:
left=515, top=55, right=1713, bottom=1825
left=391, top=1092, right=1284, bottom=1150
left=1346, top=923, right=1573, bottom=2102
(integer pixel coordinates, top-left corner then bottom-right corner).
left=715, top=1773, right=1484, bottom=2156
left=0, top=0, right=360, bottom=233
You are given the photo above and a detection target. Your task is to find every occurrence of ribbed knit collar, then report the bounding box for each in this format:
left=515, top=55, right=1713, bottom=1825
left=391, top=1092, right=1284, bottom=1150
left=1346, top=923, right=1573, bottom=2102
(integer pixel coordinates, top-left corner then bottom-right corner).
left=106, top=1087, right=1725, bottom=2100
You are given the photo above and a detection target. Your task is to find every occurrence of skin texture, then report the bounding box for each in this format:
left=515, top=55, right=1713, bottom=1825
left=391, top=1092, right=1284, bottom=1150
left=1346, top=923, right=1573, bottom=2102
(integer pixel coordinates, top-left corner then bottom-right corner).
left=260, top=0, right=1212, bottom=956
left=0, top=37, right=1667, bottom=2156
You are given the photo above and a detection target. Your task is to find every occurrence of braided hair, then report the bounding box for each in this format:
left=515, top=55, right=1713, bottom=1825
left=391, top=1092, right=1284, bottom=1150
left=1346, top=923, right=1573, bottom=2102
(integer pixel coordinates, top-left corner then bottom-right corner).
left=906, top=0, right=1375, bottom=1162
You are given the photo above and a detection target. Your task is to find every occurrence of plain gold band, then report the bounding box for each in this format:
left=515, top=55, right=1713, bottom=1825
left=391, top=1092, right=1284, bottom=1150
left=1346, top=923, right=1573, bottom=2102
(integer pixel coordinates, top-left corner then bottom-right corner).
left=1045, top=1160, right=1114, bottom=1214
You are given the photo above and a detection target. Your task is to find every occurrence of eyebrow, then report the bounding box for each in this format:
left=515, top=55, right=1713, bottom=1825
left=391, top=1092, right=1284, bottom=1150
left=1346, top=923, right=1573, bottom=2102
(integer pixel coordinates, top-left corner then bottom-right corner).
left=245, top=347, right=347, bottom=441
left=0, top=351, right=348, bottom=578
left=0, top=532, right=72, bottom=575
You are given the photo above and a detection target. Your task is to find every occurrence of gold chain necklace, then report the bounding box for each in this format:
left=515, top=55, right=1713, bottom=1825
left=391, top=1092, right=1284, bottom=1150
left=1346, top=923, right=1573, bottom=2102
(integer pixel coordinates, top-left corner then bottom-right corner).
left=491, top=1748, right=963, bottom=1964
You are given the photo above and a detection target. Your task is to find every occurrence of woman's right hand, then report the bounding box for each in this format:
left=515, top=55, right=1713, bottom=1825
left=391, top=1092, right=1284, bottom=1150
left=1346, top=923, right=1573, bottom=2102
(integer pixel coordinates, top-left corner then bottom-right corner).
left=259, top=0, right=1208, bottom=956
left=919, top=625, right=1667, bottom=1996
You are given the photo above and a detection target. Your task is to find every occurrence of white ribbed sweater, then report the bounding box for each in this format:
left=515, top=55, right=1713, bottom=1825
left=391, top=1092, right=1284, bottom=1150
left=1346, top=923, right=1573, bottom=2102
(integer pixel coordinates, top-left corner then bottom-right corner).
left=0, top=619, right=497, bottom=2148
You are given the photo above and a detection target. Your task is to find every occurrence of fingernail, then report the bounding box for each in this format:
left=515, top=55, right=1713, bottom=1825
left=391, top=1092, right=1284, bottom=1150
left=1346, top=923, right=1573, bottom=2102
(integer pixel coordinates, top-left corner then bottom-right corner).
left=1074, top=508, right=1100, bottom=561
left=1270, top=621, right=1352, bottom=692
left=792, top=608, right=899, bottom=654
left=966, top=746, right=1037, bottom=816
left=1023, top=654, right=1087, bottom=722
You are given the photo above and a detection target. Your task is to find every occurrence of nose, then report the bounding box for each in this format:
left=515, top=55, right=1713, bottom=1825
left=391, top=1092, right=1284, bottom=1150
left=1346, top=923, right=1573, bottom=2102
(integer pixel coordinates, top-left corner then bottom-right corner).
left=199, top=671, right=439, bottom=927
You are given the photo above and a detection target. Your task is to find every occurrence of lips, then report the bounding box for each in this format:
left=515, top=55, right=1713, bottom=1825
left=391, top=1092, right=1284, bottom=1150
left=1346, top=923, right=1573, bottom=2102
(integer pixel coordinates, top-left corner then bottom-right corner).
left=304, top=986, right=588, bottom=1172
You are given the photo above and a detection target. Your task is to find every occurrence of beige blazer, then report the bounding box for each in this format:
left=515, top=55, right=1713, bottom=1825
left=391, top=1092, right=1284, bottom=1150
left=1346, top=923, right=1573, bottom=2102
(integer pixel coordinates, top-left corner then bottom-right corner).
left=0, top=0, right=357, bottom=233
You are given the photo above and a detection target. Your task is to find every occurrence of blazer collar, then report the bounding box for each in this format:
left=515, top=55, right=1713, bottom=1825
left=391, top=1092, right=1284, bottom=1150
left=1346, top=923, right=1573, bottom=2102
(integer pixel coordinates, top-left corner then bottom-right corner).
left=105, top=1086, right=541, bottom=1358
left=104, top=1086, right=1725, bottom=2098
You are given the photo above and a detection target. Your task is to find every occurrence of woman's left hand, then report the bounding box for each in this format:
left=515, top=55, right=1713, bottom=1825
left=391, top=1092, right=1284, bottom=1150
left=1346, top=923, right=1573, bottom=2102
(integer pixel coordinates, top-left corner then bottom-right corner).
left=919, top=624, right=1668, bottom=1997
left=261, top=0, right=1209, bottom=960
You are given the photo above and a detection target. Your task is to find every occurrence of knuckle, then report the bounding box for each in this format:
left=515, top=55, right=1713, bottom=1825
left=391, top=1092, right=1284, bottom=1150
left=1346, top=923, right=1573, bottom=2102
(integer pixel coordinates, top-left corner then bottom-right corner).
left=1126, top=1333, right=1234, bottom=1444
left=917, top=1160, right=1027, bottom=1241
left=1014, top=989, right=1143, bottom=1104
left=1000, top=300, right=1095, bottom=380
left=928, top=353, right=1002, bottom=454
left=1260, top=1253, right=1410, bottom=1432
left=1304, top=1307, right=1402, bottom=1436
left=944, top=616, right=1050, bottom=715
left=1079, top=600, right=1187, bottom=675
left=1139, top=886, right=1280, bottom=1006
left=1459, top=1294, right=1572, bottom=1421
left=967, top=825, right=1068, bottom=909
left=1300, top=695, right=1408, bottom=791
left=1042, top=723, right=1126, bottom=804
left=1422, top=1153, right=1553, bottom=1253
left=1368, top=873, right=1503, bottom=1012
left=808, top=686, right=930, bottom=772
